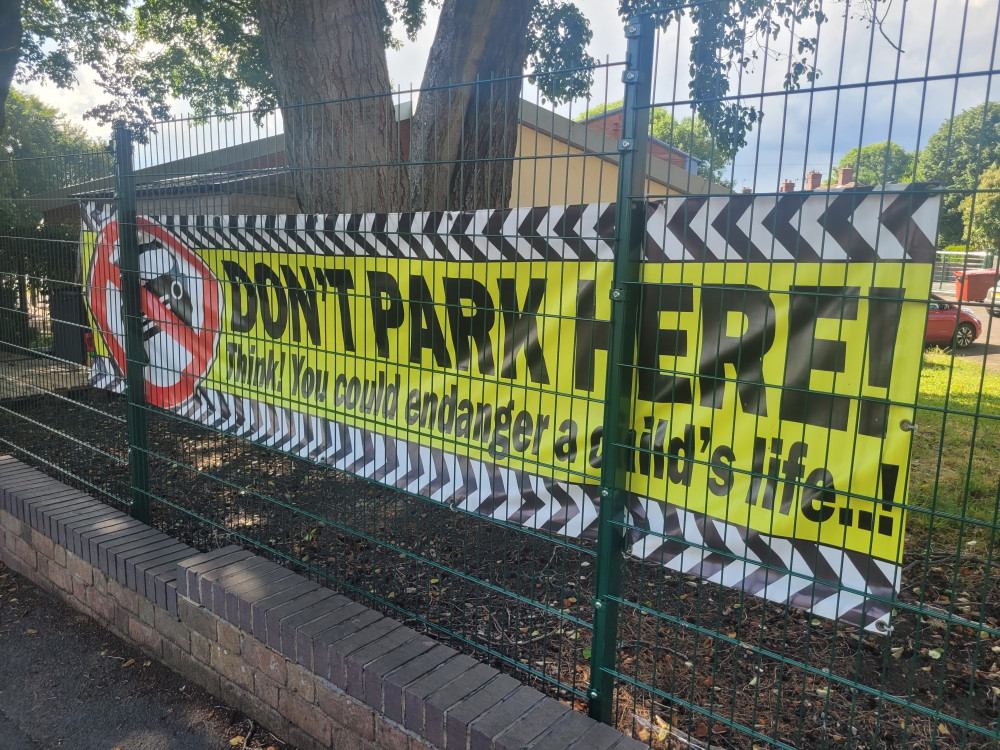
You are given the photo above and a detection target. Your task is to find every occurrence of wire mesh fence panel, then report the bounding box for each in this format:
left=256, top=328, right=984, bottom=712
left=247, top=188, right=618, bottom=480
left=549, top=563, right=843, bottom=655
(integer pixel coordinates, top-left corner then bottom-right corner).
left=2, top=1, right=1000, bottom=746
left=600, top=2, right=1000, bottom=749
left=67, top=63, right=641, bottom=702
left=0, top=148, right=130, bottom=509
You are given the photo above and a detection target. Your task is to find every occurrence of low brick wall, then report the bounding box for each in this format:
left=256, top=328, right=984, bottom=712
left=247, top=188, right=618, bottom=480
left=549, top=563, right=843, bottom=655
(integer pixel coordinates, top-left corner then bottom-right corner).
left=0, top=456, right=641, bottom=750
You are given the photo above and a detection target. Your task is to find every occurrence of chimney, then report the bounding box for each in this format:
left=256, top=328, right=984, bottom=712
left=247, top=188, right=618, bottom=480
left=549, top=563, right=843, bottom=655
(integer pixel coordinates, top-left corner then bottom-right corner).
left=741, top=187, right=753, bottom=194
left=806, top=171, right=822, bottom=190
left=781, top=179, right=796, bottom=193
left=838, top=166, right=854, bottom=187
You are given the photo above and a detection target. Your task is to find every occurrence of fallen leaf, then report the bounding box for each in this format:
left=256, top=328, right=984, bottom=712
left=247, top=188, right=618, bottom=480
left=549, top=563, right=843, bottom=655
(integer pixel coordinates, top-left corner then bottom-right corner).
left=695, top=721, right=709, bottom=738
left=26, top=629, right=37, bottom=635
left=122, top=658, right=135, bottom=668
left=928, top=648, right=943, bottom=660
left=142, top=661, right=151, bottom=667
left=938, top=723, right=951, bottom=735
left=230, top=737, right=245, bottom=746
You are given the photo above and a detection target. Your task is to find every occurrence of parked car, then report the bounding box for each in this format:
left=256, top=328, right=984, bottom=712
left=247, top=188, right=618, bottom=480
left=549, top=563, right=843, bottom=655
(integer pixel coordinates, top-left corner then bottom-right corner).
left=985, top=283, right=1000, bottom=317
left=926, top=294, right=982, bottom=348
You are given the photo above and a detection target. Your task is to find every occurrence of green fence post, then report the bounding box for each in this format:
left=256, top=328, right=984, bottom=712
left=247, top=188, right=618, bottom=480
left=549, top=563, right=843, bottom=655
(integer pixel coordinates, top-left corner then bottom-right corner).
left=588, top=15, right=654, bottom=725
left=112, top=123, right=151, bottom=524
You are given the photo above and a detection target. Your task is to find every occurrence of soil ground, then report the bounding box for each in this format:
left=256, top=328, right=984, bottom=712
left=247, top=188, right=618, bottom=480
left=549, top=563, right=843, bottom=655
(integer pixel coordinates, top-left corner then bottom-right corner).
left=1, top=393, right=999, bottom=750
left=0, top=560, right=294, bottom=750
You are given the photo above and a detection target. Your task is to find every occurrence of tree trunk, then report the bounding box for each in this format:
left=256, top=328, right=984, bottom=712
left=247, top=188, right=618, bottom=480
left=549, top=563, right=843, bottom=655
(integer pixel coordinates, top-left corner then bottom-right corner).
left=409, top=0, right=533, bottom=211
left=256, top=0, right=408, bottom=213
left=0, top=0, right=22, bottom=134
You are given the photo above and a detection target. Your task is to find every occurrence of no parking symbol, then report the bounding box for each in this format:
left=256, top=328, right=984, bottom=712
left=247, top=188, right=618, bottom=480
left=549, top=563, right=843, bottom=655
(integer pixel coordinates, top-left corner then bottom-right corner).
left=86, top=217, right=221, bottom=409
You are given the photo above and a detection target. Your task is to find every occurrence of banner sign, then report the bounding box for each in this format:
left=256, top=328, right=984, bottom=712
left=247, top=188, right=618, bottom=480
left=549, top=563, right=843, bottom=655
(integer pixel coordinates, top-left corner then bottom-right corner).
left=80, top=185, right=939, bottom=631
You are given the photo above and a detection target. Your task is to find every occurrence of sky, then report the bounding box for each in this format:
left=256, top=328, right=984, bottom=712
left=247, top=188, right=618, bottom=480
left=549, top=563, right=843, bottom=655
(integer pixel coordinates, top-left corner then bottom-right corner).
left=21, top=0, right=1000, bottom=191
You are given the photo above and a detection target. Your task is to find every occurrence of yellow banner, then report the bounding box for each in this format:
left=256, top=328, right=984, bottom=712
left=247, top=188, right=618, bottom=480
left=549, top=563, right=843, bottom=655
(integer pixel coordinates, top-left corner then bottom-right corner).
left=83, top=226, right=928, bottom=566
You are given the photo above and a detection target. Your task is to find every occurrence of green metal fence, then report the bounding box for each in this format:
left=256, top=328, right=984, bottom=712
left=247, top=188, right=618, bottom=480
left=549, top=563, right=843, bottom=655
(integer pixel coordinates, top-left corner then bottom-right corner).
left=2, top=2, right=1000, bottom=747
left=0, top=148, right=129, bottom=510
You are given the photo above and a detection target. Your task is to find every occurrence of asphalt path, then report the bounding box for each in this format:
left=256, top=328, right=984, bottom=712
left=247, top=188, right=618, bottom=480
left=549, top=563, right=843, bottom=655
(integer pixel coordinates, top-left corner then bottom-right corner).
left=958, top=302, right=1000, bottom=371
left=0, top=562, right=288, bottom=750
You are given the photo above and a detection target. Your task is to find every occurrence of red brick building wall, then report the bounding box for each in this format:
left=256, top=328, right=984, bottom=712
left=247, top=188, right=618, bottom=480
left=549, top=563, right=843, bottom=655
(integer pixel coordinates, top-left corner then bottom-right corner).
left=582, top=110, right=698, bottom=172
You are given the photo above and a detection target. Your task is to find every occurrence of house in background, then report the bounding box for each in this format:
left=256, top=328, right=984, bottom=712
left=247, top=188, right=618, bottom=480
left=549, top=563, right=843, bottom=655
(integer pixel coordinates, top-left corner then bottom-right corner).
left=776, top=167, right=859, bottom=193
left=579, top=105, right=703, bottom=175
left=38, top=99, right=717, bottom=222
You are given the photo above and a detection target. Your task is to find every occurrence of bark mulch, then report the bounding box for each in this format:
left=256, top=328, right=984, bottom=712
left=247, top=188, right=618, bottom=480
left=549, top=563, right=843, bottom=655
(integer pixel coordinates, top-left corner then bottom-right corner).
left=1, top=391, right=998, bottom=749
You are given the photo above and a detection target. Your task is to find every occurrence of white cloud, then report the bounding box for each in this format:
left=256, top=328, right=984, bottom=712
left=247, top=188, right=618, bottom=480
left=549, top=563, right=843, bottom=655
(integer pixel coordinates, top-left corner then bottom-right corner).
left=22, top=65, right=112, bottom=141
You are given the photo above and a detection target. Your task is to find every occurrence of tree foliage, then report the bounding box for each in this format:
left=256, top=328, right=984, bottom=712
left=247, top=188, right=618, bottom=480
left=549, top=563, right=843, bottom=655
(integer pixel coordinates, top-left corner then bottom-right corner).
left=7, top=1, right=832, bottom=144
left=918, top=102, right=1000, bottom=245
left=619, top=0, right=826, bottom=153
left=0, top=89, right=103, bottom=345
left=18, top=0, right=130, bottom=89
left=836, top=141, right=914, bottom=186
left=3, top=0, right=849, bottom=211
left=1, top=89, right=104, bottom=230
left=88, top=0, right=597, bottom=131
left=960, top=163, right=1000, bottom=253
left=577, top=99, right=736, bottom=184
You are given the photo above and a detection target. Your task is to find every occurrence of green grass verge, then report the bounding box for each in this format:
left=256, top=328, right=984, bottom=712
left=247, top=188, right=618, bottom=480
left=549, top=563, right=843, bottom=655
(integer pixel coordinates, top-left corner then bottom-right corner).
left=907, top=349, right=1000, bottom=548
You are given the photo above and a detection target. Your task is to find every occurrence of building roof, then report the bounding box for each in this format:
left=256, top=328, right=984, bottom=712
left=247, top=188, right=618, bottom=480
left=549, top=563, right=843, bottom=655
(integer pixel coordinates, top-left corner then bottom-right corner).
left=36, top=100, right=720, bottom=208
left=580, top=105, right=703, bottom=169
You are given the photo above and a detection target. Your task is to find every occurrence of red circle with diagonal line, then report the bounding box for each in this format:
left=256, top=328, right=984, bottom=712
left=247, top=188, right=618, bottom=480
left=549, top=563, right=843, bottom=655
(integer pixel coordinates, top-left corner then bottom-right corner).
left=87, top=218, right=221, bottom=409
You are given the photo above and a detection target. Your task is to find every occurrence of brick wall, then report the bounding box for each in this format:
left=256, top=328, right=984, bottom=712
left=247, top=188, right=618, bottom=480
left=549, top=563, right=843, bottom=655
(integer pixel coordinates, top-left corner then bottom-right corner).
left=582, top=111, right=696, bottom=173
left=0, top=456, right=643, bottom=750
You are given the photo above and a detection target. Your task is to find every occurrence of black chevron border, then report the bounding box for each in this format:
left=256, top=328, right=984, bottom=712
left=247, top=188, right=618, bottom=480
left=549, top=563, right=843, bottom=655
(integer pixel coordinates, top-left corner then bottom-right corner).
left=86, top=356, right=897, bottom=631
left=80, top=183, right=939, bottom=266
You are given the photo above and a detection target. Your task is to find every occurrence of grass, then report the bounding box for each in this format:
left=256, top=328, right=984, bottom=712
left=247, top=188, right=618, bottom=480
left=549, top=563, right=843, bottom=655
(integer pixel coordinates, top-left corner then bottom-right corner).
left=907, top=348, right=1000, bottom=549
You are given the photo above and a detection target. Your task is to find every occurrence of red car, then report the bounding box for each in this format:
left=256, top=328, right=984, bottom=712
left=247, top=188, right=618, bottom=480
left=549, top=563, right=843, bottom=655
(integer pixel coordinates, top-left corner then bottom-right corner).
left=926, top=294, right=982, bottom=348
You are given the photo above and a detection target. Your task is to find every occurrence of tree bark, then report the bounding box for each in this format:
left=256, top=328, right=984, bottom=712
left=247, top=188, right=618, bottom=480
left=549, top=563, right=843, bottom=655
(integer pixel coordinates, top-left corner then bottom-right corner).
left=409, top=0, right=533, bottom=211
left=0, top=0, right=22, bottom=134
left=255, top=0, right=408, bottom=213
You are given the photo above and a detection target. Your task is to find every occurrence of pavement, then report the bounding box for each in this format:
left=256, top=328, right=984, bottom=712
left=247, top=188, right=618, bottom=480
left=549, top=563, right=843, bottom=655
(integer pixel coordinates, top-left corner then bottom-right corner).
left=0, top=561, right=288, bottom=750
